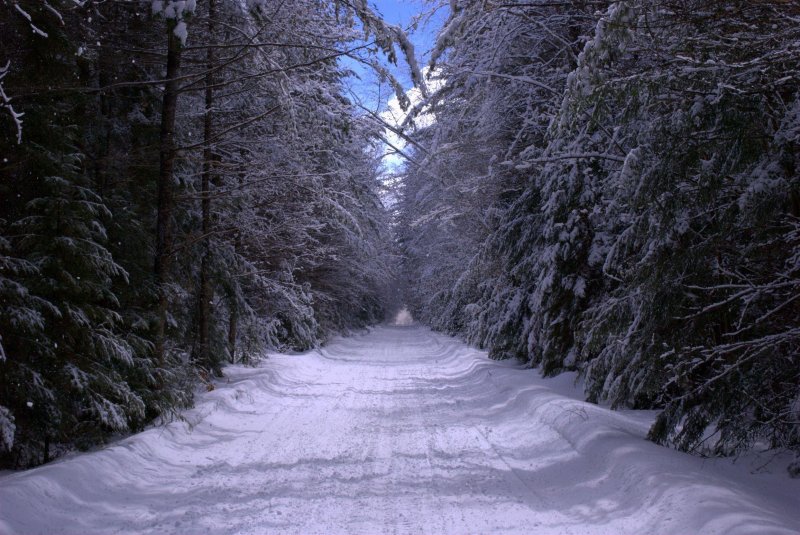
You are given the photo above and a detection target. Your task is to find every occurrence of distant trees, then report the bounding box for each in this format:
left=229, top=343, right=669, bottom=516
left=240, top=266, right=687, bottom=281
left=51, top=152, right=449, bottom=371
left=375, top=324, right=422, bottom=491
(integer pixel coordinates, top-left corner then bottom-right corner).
left=398, top=0, right=800, bottom=467
left=0, top=0, right=412, bottom=468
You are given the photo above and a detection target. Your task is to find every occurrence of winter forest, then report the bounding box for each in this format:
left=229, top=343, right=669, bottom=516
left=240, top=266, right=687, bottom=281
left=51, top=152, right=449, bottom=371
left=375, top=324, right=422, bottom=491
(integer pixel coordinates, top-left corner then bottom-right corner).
left=1, top=0, right=800, bottom=519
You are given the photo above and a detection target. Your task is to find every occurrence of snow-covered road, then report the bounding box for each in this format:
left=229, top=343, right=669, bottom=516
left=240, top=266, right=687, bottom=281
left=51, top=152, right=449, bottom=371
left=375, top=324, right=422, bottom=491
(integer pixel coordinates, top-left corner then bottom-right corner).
left=1, top=325, right=798, bottom=534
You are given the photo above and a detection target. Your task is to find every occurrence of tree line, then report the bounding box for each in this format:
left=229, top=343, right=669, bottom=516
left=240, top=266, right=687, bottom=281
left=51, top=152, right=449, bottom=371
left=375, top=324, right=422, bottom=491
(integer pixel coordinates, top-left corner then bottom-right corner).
left=397, top=0, right=800, bottom=471
left=0, top=0, right=413, bottom=468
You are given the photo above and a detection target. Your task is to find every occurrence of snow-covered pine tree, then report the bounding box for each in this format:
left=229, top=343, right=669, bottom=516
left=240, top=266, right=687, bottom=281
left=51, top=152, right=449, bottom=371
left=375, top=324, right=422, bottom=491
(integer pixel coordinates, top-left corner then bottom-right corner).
left=174, top=0, right=397, bottom=353
left=399, top=0, right=800, bottom=466
left=0, top=1, right=135, bottom=465
left=399, top=0, right=606, bottom=369
left=573, top=0, right=800, bottom=458
left=0, top=0, right=446, bottom=469
left=0, top=7, right=157, bottom=460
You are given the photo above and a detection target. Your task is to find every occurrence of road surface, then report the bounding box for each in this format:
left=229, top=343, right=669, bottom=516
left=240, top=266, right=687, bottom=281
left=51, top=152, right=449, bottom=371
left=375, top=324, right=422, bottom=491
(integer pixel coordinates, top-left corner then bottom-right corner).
left=1, top=325, right=798, bottom=534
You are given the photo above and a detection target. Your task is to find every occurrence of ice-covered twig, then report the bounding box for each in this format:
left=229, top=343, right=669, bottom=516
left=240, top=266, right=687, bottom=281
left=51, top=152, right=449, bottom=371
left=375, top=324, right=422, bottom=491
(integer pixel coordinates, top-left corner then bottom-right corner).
left=340, top=0, right=429, bottom=97
left=13, top=3, right=48, bottom=37
left=0, top=62, right=24, bottom=144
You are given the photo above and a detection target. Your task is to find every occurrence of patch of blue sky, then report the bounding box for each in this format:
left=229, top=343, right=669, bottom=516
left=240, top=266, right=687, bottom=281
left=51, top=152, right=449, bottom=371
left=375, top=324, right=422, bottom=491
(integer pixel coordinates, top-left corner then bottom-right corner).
left=341, top=0, right=445, bottom=112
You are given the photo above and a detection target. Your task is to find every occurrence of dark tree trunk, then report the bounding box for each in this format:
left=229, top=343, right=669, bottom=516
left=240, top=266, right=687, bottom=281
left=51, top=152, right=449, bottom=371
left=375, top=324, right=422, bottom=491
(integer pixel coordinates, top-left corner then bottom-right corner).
left=198, top=0, right=217, bottom=372
left=228, top=306, right=238, bottom=363
left=154, top=24, right=183, bottom=364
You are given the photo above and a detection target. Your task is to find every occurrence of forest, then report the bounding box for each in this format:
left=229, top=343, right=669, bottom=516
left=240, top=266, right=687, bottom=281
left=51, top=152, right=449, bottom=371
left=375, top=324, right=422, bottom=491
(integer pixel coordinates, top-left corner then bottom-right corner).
left=1, top=0, right=799, bottom=479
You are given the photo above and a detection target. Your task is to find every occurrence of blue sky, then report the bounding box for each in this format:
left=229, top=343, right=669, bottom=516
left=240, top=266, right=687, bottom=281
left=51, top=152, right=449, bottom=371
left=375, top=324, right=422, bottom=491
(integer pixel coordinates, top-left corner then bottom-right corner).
left=343, top=0, right=445, bottom=111
left=370, top=0, right=441, bottom=53
left=371, top=0, right=424, bottom=26
left=339, top=1, right=447, bottom=180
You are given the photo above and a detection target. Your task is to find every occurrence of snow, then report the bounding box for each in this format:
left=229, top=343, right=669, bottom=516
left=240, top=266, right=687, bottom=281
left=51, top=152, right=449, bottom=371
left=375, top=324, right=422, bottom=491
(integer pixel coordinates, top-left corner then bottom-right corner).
left=173, top=21, right=188, bottom=46
left=392, top=306, right=414, bottom=326
left=0, top=407, right=14, bottom=452
left=0, top=62, right=25, bottom=144
left=1, top=325, right=798, bottom=534
left=379, top=66, right=443, bottom=172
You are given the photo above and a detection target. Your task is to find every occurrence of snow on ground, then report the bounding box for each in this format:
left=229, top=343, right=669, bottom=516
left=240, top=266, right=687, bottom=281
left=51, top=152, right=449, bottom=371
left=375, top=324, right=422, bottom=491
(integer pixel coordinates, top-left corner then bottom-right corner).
left=1, top=326, right=798, bottom=535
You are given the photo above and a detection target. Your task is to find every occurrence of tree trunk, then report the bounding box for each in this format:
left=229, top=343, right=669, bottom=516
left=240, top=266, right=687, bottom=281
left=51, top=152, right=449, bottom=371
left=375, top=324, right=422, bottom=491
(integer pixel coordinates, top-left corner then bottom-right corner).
left=198, top=0, right=217, bottom=372
left=154, top=23, right=183, bottom=364
left=228, top=306, right=238, bottom=364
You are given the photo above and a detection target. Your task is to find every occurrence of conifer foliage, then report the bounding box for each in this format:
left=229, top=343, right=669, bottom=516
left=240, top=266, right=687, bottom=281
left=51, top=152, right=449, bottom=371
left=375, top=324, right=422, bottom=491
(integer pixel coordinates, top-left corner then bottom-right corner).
left=0, top=0, right=406, bottom=467
left=398, top=0, right=800, bottom=467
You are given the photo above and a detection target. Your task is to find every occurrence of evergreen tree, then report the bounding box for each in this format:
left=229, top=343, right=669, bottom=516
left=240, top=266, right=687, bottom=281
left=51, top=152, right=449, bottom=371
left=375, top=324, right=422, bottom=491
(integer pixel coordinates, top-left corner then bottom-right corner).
left=0, top=0, right=418, bottom=467
left=397, top=0, right=800, bottom=468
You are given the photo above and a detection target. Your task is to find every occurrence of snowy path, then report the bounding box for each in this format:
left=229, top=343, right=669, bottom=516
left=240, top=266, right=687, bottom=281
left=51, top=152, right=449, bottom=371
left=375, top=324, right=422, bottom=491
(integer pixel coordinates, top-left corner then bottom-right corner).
left=1, top=325, right=799, bottom=535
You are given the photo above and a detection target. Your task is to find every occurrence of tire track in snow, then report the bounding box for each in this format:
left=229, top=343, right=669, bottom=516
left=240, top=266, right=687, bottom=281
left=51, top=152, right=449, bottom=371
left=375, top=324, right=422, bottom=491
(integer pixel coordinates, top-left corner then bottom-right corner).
left=1, top=325, right=798, bottom=535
